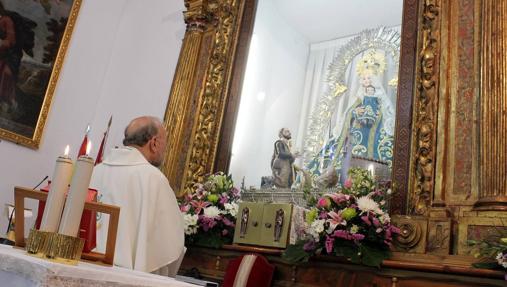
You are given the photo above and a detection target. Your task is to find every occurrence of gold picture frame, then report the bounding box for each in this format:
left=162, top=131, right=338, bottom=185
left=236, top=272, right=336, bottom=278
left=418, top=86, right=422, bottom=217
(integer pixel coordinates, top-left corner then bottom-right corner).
left=0, top=0, right=82, bottom=149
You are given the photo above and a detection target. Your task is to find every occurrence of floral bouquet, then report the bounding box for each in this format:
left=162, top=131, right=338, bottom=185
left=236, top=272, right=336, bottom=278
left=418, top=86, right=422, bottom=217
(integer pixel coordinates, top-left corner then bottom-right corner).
left=179, top=172, right=240, bottom=248
left=283, top=168, right=399, bottom=267
left=468, top=230, right=507, bottom=276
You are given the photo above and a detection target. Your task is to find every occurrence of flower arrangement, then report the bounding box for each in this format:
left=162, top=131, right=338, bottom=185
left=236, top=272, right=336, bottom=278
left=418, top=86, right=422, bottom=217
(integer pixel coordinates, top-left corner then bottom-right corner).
left=179, top=172, right=240, bottom=248
left=283, top=167, right=399, bottom=267
left=468, top=230, right=507, bottom=275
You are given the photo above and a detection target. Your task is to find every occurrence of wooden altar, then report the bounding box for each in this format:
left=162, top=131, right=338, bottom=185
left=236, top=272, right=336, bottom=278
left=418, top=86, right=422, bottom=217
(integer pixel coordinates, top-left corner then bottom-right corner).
left=180, top=246, right=506, bottom=287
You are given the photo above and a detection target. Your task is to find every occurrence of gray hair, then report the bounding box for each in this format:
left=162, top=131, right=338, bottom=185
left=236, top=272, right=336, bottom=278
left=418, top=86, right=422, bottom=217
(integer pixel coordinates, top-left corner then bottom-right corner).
left=123, top=119, right=159, bottom=147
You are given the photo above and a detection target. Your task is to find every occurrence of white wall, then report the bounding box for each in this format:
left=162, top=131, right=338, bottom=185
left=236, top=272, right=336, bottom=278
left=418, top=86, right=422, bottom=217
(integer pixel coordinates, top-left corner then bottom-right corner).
left=229, top=0, right=309, bottom=188
left=0, top=0, right=185, bottom=234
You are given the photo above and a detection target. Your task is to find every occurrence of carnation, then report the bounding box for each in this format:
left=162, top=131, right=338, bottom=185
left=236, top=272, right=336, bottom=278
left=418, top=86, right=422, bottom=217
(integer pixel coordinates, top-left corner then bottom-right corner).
left=224, top=203, right=238, bottom=217
left=496, top=252, right=507, bottom=268
left=203, top=206, right=221, bottom=218
left=183, top=214, right=199, bottom=235
left=308, top=219, right=326, bottom=241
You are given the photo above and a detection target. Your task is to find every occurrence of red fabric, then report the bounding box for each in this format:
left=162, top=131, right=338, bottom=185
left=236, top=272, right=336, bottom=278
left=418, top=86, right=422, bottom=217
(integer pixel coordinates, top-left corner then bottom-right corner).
left=222, top=254, right=275, bottom=287
left=35, top=183, right=97, bottom=253
left=78, top=135, right=88, bottom=157
left=95, top=133, right=106, bottom=165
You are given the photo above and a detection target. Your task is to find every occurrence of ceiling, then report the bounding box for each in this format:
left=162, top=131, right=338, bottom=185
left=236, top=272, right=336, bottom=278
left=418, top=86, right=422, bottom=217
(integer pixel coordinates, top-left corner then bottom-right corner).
left=272, top=0, right=404, bottom=43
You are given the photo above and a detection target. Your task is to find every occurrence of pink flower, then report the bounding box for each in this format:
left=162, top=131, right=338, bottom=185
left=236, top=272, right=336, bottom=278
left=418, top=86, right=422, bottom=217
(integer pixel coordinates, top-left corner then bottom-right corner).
left=219, top=195, right=229, bottom=204
left=325, top=236, right=335, bottom=253
left=351, top=233, right=365, bottom=241
left=344, top=178, right=353, bottom=189
left=190, top=200, right=211, bottom=214
left=333, top=230, right=352, bottom=240
left=180, top=204, right=190, bottom=213
left=327, top=211, right=345, bottom=230
left=324, top=193, right=350, bottom=204
left=372, top=217, right=380, bottom=227
left=221, top=216, right=235, bottom=227
left=361, top=215, right=371, bottom=226
left=390, top=225, right=401, bottom=234
left=222, top=229, right=229, bottom=236
left=318, top=197, right=331, bottom=208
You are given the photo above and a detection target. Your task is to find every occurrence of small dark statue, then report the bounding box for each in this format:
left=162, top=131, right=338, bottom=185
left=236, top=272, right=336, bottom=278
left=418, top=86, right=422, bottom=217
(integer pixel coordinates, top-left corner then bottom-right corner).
left=271, top=128, right=299, bottom=188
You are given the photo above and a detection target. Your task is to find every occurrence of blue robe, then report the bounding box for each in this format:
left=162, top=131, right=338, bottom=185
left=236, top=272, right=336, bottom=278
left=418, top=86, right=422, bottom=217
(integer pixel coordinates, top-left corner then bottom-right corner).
left=307, top=95, right=393, bottom=177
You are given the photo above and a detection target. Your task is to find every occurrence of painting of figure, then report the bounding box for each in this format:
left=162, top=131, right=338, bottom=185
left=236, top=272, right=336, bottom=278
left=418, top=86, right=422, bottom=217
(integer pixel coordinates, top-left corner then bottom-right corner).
left=0, top=0, right=79, bottom=148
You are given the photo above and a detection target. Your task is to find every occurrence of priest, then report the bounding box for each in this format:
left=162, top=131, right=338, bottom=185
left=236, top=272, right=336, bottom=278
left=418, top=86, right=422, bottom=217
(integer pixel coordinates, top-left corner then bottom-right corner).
left=91, top=116, right=184, bottom=276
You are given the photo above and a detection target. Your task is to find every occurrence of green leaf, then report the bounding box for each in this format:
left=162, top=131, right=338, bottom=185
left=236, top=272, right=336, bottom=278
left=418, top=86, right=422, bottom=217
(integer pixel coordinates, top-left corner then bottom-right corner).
left=360, top=244, right=390, bottom=267
left=193, top=233, right=226, bottom=249
left=282, top=242, right=312, bottom=265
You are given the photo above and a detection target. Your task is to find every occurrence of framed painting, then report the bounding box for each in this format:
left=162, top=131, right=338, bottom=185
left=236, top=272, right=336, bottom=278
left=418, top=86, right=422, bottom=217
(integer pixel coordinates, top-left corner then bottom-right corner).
left=0, top=0, right=81, bottom=149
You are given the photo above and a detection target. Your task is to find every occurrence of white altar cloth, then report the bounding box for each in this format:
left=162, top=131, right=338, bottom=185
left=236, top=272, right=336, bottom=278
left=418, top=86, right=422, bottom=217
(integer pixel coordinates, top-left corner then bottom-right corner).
left=0, top=245, right=198, bottom=287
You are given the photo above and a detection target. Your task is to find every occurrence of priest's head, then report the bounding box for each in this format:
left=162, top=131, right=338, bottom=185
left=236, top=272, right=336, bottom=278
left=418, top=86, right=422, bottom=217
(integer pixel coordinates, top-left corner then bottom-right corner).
left=123, top=116, right=167, bottom=166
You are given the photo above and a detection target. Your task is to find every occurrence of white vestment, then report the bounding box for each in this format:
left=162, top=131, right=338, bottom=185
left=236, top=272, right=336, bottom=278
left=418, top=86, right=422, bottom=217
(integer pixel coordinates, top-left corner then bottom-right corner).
left=90, top=147, right=184, bottom=275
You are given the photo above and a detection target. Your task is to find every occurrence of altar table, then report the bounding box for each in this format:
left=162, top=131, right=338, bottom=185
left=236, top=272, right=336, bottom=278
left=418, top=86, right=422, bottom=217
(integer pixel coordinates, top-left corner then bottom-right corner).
left=0, top=245, right=198, bottom=287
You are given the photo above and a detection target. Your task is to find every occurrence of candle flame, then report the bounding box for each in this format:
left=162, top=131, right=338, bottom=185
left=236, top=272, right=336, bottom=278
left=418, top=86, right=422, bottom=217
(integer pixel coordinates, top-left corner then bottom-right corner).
left=64, top=145, right=70, bottom=156
left=86, top=141, right=92, bottom=155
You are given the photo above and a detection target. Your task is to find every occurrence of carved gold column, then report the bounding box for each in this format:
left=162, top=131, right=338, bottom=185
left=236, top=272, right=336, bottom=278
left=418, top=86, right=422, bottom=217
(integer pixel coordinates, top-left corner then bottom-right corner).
left=410, top=0, right=441, bottom=215
left=475, top=0, right=507, bottom=211
left=163, top=0, right=245, bottom=195
left=162, top=0, right=215, bottom=192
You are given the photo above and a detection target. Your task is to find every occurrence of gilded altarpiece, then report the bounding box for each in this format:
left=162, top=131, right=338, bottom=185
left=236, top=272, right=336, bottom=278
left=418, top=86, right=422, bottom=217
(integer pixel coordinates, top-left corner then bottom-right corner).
left=164, top=0, right=507, bottom=272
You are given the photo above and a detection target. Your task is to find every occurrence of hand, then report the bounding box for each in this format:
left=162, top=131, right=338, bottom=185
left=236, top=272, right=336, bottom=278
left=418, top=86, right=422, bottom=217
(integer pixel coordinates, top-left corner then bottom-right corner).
left=355, top=107, right=365, bottom=116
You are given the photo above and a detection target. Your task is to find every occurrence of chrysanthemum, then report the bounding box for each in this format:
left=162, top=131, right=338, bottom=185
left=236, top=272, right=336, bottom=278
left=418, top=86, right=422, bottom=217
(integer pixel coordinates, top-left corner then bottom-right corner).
left=203, top=206, right=222, bottom=218
left=356, top=196, right=383, bottom=215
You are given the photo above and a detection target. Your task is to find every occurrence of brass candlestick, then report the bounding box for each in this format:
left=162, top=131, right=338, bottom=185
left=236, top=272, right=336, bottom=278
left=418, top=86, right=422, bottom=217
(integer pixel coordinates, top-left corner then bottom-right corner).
left=26, top=229, right=84, bottom=265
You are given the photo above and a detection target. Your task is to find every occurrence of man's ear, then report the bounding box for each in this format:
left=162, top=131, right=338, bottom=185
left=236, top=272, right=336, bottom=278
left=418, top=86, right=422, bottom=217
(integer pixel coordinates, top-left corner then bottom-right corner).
left=149, top=137, right=157, bottom=152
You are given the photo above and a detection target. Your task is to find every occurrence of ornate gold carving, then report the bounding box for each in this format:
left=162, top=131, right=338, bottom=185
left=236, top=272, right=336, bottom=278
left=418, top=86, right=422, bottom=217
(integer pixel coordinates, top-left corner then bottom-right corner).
left=410, top=0, right=440, bottom=215
left=392, top=215, right=428, bottom=254
left=183, top=0, right=241, bottom=191
left=0, top=0, right=82, bottom=149
left=163, top=0, right=244, bottom=194
left=475, top=0, right=507, bottom=211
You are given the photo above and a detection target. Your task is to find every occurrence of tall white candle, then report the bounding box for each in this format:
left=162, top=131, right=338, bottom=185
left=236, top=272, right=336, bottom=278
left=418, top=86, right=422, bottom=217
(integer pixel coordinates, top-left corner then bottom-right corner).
left=40, top=146, right=73, bottom=232
left=59, top=142, right=94, bottom=237
left=368, top=164, right=375, bottom=180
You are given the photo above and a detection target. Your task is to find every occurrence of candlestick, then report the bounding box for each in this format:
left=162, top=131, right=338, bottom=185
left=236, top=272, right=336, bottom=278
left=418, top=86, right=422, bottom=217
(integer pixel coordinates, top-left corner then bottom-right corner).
left=40, top=146, right=73, bottom=232
left=58, top=154, right=94, bottom=237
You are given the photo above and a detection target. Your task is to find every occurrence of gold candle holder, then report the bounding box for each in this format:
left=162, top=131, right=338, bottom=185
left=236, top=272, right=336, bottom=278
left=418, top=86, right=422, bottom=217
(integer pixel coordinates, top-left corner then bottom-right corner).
left=26, top=229, right=85, bottom=265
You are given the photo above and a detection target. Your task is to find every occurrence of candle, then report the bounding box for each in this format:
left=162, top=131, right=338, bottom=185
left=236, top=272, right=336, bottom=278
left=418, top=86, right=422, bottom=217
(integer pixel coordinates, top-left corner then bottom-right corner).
left=40, top=145, right=73, bottom=232
left=368, top=164, right=375, bottom=180
left=59, top=142, right=94, bottom=237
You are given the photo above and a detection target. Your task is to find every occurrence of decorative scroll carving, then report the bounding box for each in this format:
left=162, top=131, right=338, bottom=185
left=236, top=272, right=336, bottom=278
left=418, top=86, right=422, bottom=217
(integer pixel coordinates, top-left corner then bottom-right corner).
left=475, top=0, right=507, bottom=211
left=182, top=0, right=242, bottom=192
left=163, top=0, right=244, bottom=194
left=410, top=0, right=440, bottom=215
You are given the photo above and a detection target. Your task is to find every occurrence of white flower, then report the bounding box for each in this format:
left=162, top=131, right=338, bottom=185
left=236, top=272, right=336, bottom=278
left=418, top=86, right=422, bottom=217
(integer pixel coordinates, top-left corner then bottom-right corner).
left=203, top=206, right=221, bottom=218
left=307, top=219, right=325, bottom=241
left=350, top=224, right=359, bottom=234
left=356, top=196, right=383, bottom=215
left=183, top=214, right=199, bottom=235
left=380, top=213, right=391, bottom=224
left=496, top=252, right=507, bottom=268
left=387, top=189, right=392, bottom=195
left=224, top=202, right=238, bottom=217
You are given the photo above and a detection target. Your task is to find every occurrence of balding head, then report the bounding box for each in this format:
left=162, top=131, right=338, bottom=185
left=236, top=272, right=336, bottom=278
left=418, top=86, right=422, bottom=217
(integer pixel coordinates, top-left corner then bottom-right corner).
left=123, top=116, right=167, bottom=166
